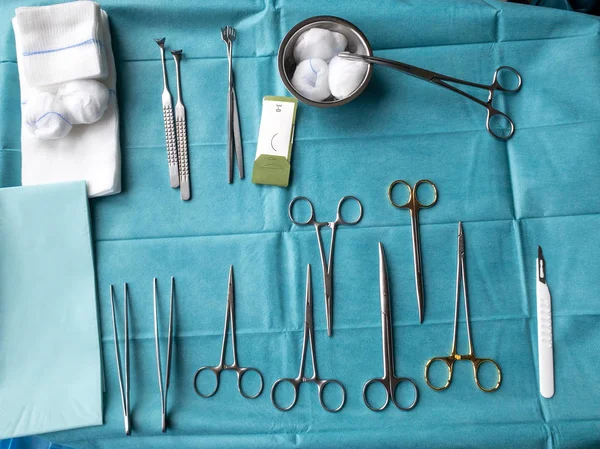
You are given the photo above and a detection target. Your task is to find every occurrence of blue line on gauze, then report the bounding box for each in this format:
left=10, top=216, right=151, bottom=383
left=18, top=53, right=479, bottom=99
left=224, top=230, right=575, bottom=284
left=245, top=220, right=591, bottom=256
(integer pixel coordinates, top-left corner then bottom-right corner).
left=23, top=38, right=103, bottom=57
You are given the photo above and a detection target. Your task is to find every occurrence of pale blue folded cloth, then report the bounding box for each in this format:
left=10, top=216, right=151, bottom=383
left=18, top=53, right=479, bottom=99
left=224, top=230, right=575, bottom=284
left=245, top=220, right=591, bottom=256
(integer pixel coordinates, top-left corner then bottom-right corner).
left=0, top=181, right=102, bottom=439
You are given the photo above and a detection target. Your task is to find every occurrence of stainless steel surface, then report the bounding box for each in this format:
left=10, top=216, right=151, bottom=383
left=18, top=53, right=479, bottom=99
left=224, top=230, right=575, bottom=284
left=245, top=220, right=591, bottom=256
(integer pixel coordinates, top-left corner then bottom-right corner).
left=387, top=180, right=438, bottom=323
left=193, top=266, right=264, bottom=399
left=171, top=50, right=191, bottom=200
left=338, top=52, right=522, bottom=140
left=288, top=196, right=363, bottom=336
left=278, top=16, right=373, bottom=108
left=153, top=277, right=175, bottom=432
left=363, top=243, right=418, bottom=411
left=155, top=38, right=180, bottom=188
left=221, top=26, right=244, bottom=183
left=424, top=222, right=502, bottom=392
left=271, top=265, right=346, bottom=412
left=110, top=284, right=131, bottom=436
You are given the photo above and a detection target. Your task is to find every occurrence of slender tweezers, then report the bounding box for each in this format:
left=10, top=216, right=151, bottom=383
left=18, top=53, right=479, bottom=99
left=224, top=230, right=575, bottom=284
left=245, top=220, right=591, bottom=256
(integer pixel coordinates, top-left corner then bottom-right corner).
left=110, top=284, right=131, bottom=436
left=153, top=277, right=175, bottom=432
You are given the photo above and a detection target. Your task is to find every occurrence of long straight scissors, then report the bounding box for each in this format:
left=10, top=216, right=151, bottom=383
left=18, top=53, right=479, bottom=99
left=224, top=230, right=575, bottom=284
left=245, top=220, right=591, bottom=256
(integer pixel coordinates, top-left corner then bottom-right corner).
left=388, top=180, right=438, bottom=323
left=363, top=243, right=418, bottom=411
left=288, top=196, right=363, bottom=336
left=424, top=222, right=502, bottom=392
left=193, top=266, right=264, bottom=399
left=271, top=265, right=346, bottom=412
left=338, top=52, right=522, bottom=140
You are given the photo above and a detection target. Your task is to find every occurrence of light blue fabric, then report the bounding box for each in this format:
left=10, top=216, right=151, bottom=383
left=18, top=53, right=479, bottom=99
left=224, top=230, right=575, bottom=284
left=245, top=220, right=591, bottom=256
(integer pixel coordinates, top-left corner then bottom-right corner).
left=1, top=0, right=600, bottom=447
left=0, top=182, right=102, bottom=439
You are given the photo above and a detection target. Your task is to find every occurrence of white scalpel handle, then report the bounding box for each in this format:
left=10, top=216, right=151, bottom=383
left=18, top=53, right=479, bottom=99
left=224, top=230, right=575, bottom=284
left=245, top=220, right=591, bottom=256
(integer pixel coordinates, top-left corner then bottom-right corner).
left=536, top=259, right=554, bottom=398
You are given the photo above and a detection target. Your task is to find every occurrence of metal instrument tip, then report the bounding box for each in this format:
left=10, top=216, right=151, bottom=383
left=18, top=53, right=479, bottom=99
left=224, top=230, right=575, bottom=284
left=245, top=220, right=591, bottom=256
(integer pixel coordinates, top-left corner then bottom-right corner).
left=538, top=246, right=543, bottom=259
left=170, top=49, right=182, bottom=58
left=458, top=221, right=463, bottom=235
left=154, top=37, right=166, bottom=47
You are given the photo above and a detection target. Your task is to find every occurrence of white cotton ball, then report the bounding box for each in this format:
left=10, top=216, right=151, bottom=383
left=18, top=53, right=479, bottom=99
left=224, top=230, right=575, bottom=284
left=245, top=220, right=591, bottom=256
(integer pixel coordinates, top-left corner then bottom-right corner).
left=291, top=58, right=331, bottom=102
left=57, top=80, right=110, bottom=125
left=328, top=55, right=368, bottom=100
left=293, top=28, right=338, bottom=63
left=23, top=90, right=72, bottom=140
left=331, top=31, right=348, bottom=54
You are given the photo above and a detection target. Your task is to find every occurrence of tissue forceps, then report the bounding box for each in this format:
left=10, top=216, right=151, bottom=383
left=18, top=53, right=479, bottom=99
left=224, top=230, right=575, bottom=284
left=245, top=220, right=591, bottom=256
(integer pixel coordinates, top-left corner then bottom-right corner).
left=271, top=265, right=346, bottom=412
left=155, top=38, right=180, bottom=188
left=153, top=277, right=174, bottom=432
left=424, top=222, right=502, bottom=392
left=288, top=196, right=364, bottom=336
left=110, top=284, right=131, bottom=436
left=193, top=266, right=264, bottom=399
left=388, top=180, right=438, bottom=323
left=221, top=26, right=244, bottom=183
left=338, top=52, right=522, bottom=140
left=363, top=243, right=418, bottom=411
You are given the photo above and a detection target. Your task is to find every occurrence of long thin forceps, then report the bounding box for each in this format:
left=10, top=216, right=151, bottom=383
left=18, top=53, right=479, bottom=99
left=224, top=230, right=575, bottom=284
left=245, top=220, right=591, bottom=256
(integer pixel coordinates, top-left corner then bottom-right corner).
left=221, top=26, right=244, bottom=183
left=153, top=277, right=174, bottom=432
left=363, top=243, right=418, bottom=411
left=388, top=180, right=438, bottom=323
left=288, top=196, right=363, bottom=336
left=338, top=52, right=522, bottom=140
left=193, top=266, right=264, bottom=399
left=271, top=265, right=346, bottom=412
left=424, top=222, right=502, bottom=392
left=110, top=284, right=131, bottom=435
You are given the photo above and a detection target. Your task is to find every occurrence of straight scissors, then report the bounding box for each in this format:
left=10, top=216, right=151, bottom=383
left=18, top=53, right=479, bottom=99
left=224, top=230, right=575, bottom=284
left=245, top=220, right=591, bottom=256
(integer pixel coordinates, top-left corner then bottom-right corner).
left=288, top=196, right=363, bottom=336
left=193, top=266, right=264, bottom=399
left=338, top=52, right=522, bottom=140
left=424, top=222, right=502, bottom=392
left=271, top=265, right=346, bottom=412
left=388, top=180, right=438, bottom=323
left=363, top=243, right=418, bottom=411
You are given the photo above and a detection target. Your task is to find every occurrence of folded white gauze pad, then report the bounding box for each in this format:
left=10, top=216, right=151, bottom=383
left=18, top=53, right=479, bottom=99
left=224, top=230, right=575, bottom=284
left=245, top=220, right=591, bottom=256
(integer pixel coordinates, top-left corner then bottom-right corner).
left=57, top=80, right=109, bottom=124
left=328, top=55, right=368, bottom=100
left=293, top=28, right=346, bottom=63
left=14, top=1, right=107, bottom=87
left=23, top=90, right=72, bottom=140
left=291, top=58, right=331, bottom=102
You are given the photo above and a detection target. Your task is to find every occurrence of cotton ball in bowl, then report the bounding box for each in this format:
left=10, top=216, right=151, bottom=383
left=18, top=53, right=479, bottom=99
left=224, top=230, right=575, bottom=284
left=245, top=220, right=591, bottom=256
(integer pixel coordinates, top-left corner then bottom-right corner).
left=328, top=55, right=368, bottom=100
left=331, top=31, right=348, bottom=54
left=293, top=28, right=340, bottom=63
left=291, top=58, right=332, bottom=102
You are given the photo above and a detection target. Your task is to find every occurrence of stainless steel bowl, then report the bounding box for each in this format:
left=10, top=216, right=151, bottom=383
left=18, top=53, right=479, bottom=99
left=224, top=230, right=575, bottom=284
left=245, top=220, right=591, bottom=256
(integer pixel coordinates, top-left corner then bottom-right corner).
left=278, top=16, right=373, bottom=108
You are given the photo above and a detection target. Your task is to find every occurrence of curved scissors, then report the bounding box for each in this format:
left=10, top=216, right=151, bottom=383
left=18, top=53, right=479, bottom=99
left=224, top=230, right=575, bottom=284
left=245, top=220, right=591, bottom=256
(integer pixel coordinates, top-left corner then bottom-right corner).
left=363, top=243, right=418, bottom=411
left=388, top=180, right=438, bottom=323
left=193, top=266, right=264, bottom=399
left=424, top=222, right=502, bottom=392
left=288, top=196, right=363, bottom=336
left=271, top=265, right=346, bottom=412
left=339, top=52, right=522, bottom=140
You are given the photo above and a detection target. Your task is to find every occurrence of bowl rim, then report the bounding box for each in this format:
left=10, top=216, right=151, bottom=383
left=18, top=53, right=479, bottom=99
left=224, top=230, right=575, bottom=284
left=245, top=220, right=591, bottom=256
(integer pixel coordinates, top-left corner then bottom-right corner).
left=277, top=15, right=374, bottom=108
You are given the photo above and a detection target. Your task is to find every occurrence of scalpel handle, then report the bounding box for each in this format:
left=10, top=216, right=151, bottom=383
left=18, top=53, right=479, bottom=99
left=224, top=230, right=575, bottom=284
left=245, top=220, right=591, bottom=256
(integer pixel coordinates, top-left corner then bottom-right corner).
left=536, top=261, right=554, bottom=399
left=175, top=103, right=191, bottom=200
left=163, top=104, right=180, bottom=188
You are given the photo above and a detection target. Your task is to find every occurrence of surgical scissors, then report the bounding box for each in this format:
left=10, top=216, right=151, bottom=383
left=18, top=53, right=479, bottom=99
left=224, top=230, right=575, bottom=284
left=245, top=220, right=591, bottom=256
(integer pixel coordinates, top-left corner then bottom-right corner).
left=363, top=243, right=418, bottom=411
left=271, top=265, right=346, bottom=412
left=388, top=180, right=438, bottom=323
left=193, top=266, right=264, bottom=399
left=288, top=196, right=363, bottom=336
left=338, top=52, right=522, bottom=140
left=424, top=222, right=502, bottom=392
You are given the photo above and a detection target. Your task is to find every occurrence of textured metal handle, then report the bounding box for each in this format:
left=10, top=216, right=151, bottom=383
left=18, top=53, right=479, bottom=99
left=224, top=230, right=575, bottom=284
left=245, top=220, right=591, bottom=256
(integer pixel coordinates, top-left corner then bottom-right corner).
left=163, top=105, right=180, bottom=188
left=176, top=113, right=190, bottom=200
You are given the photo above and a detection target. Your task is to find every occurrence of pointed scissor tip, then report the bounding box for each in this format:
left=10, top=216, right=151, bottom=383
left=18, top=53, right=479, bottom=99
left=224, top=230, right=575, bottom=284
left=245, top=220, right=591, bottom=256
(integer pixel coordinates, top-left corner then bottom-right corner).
left=155, top=37, right=166, bottom=46
left=228, top=265, right=234, bottom=280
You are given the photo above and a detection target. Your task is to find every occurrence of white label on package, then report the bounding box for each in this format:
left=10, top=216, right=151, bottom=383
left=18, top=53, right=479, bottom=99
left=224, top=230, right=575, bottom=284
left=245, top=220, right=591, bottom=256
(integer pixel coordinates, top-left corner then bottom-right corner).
left=255, top=99, right=296, bottom=159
